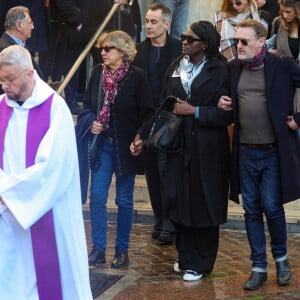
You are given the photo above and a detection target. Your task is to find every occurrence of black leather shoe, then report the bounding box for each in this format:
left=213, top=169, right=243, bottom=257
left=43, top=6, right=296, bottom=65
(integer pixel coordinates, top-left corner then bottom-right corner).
left=276, top=260, right=292, bottom=286
left=111, top=250, right=129, bottom=268
left=157, top=231, right=175, bottom=244
left=152, top=228, right=162, bottom=239
left=244, top=271, right=267, bottom=290
left=88, top=246, right=106, bottom=266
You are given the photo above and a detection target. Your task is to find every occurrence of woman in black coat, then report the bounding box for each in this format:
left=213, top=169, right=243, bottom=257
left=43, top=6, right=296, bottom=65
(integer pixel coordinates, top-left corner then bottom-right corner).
left=76, top=30, right=153, bottom=269
left=161, top=21, right=233, bottom=281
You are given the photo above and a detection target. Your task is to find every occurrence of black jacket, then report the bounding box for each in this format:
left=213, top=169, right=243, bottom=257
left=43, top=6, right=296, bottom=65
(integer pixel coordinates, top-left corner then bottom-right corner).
left=162, top=56, right=232, bottom=227
left=0, top=33, right=44, bottom=83
left=133, top=34, right=182, bottom=105
left=55, top=0, right=113, bottom=46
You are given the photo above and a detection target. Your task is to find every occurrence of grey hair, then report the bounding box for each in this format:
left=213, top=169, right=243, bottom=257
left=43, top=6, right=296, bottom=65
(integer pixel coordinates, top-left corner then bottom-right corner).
left=0, top=45, right=33, bottom=70
left=4, top=6, right=30, bottom=30
left=148, top=2, right=172, bottom=23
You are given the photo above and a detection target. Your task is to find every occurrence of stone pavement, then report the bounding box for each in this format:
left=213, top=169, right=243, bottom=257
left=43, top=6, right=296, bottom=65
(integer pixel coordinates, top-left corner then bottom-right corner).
left=84, top=221, right=300, bottom=300
left=82, top=175, right=300, bottom=299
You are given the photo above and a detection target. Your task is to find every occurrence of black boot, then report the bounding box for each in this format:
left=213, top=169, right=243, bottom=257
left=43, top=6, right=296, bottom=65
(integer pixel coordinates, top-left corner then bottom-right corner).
left=243, top=271, right=267, bottom=290
left=276, top=260, right=292, bottom=286
left=88, top=246, right=106, bottom=266
left=111, top=249, right=129, bottom=268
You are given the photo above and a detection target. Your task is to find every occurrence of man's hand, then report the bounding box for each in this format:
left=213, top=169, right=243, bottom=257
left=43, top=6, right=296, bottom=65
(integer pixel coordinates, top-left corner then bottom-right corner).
left=0, top=197, right=4, bottom=205
left=287, top=115, right=299, bottom=130
left=218, top=95, right=232, bottom=111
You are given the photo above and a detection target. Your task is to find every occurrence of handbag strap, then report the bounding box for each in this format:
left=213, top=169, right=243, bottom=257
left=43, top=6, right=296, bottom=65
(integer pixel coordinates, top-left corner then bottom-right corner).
left=96, top=67, right=104, bottom=116
left=152, top=96, right=175, bottom=120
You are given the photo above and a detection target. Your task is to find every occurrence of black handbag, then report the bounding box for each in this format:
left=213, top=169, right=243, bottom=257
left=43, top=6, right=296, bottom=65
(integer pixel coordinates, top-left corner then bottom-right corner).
left=146, top=96, right=183, bottom=153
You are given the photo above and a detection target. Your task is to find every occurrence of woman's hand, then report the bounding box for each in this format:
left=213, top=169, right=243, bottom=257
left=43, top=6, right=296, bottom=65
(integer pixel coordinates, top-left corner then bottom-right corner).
left=91, top=120, right=104, bottom=134
left=130, top=134, right=144, bottom=156
left=173, top=99, right=196, bottom=115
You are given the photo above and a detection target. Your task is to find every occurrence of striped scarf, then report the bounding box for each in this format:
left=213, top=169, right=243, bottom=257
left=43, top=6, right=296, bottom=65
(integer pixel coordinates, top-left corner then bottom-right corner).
left=238, top=46, right=266, bottom=70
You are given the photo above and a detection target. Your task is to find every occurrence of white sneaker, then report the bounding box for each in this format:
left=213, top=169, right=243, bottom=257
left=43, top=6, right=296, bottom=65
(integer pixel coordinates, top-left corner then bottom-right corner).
left=183, top=270, right=203, bottom=281
left=173, top=261, right=181, bottom=273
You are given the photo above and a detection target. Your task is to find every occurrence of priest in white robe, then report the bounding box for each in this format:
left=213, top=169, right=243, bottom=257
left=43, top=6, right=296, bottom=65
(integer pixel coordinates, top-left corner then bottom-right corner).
left=0, top=45, right=92, bottom=299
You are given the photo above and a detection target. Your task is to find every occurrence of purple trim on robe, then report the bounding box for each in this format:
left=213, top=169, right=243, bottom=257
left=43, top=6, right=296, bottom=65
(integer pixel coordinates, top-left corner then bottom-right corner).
left=0, top=95, right=63, bottom=300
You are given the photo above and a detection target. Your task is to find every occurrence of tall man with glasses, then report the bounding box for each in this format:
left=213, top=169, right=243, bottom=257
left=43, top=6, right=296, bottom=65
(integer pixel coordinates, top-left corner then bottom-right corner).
left=218, top=19, right=300, bottom=290
left=133, top=2, right=181, bottom=244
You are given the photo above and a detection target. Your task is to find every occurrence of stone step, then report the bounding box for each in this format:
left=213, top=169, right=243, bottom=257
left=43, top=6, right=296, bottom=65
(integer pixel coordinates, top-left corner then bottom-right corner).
left=83, top=175, right=300, bottom=233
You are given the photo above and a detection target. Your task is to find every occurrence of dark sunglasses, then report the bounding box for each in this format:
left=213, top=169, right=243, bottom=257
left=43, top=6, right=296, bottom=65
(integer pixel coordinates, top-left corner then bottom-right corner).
left=233, top=38, right=249, bottom=46
left=181, top=34, right=203, bottom=44
left=233, top=1, right=242, bottom=6
left=100, top=46, right=116, bottom=53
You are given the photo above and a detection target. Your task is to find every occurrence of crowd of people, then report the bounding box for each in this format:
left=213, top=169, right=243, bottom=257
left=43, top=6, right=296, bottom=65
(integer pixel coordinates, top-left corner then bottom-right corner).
left=0, top=0, right=300, bottom=298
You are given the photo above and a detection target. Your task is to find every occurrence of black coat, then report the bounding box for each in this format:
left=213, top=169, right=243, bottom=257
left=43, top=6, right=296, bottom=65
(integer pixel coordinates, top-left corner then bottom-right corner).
left=162, top=57, right=233, bottom=228
left=0, top=33, right=44, bottom=81
left=81, top=63, right=154, bottom=177
left=55, top=0, right=113, bottom=46
left=133, top=34, right=182, bottom=105
left=228, top=52, right=300, bottom=204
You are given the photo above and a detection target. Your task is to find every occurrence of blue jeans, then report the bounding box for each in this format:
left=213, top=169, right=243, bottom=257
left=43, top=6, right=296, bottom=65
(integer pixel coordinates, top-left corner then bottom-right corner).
left=90, top=138, right=135, bottom=253
left=154, top=0, right=189, bottom=40
left=239, top=144, right=287, bottom=270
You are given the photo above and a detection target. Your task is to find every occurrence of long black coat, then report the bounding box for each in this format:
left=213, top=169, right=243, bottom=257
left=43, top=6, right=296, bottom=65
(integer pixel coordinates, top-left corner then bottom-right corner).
left=229, top=52, right=300, bottom=204
left=162, top=57, right=233, bottom=228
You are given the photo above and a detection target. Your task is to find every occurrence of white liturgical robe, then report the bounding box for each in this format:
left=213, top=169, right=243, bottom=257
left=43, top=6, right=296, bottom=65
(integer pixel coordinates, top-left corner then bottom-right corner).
left=0, top=73, right=92, bottom=300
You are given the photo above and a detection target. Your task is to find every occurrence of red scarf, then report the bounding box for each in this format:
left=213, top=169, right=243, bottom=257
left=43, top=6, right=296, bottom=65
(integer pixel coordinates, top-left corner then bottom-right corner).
left=97, top=62, right=130, bottom=130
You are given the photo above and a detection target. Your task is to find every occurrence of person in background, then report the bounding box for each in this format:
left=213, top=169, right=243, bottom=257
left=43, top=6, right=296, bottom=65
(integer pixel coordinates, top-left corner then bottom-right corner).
left=77, top=30, right=153, bottom=269
left=153, top=0, right=190, bottom=40
left=113, top=0, right=142, bottom=43
left=215, top=0, right=271, bottom=61
left=218, top=19, right=300, bottom=290
left=157, top=20, right=232, bottom=281
left=271, top=0, right=300, bottom=61
left=256, top=0, right=280, bottom=21
left=0, top=45, right=92, bottom=299
left=54, top=0, right=113, bottom=114
left=133, top=2, right=181, bottom=244
left=0, top=6, right=44, bottom=94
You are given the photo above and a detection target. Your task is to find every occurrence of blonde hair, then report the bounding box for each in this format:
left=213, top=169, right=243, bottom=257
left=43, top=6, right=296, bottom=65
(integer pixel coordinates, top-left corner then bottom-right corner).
left=220, top=0, right=258, bottom=18
left=96, top=30, right=137, bottom=63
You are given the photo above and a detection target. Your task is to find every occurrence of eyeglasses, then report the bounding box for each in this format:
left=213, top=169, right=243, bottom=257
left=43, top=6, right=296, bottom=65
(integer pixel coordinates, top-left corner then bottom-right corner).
left=100, top=46, right=117, bottom=53
left=0, top=70, right=28, bottom=86
left=181, top=34, right=203, bottom=44
left=233, top=1, right=242, bottom=6
left=233, top=37, right=249, bottom=46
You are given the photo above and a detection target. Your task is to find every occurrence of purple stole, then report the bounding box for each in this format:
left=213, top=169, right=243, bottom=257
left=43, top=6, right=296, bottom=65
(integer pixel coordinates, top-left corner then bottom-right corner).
left=0, top=95, right=63, bottom=300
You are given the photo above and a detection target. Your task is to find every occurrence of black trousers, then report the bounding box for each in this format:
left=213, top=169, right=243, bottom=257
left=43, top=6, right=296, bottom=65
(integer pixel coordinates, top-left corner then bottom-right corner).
left=144, top=150, right=175, bottom=233
left=175, top=224, right=219, bottom=274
